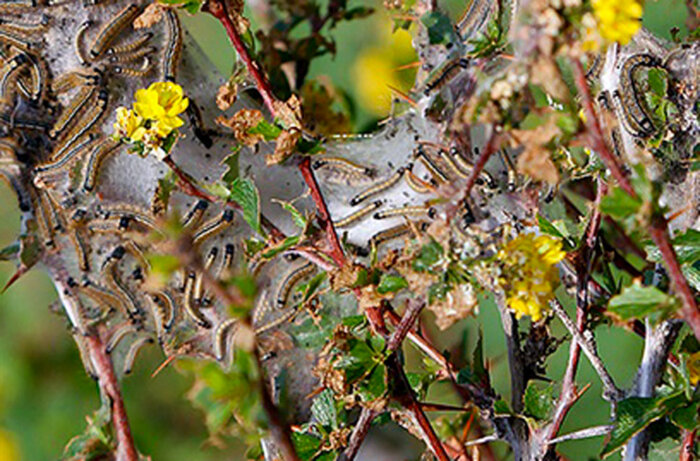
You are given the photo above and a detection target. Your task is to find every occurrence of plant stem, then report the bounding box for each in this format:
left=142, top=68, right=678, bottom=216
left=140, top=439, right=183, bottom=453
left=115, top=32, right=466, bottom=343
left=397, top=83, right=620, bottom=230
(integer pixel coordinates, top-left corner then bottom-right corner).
left=298, top=157, right=346, bottom=267
left=85, top=332, right=138, bottom=461
left=203, top=0, right=278, bottom=116
left=462, top=129, right=500, bottom=200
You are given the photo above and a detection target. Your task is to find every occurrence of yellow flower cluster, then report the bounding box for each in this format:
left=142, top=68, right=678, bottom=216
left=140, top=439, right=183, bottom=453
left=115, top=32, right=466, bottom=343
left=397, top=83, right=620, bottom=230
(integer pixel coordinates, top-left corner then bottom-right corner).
left=497, top=233, right=566, bottom=322
left=113, top=81, right=189, bottom=159
left=689, top=351, right=700, bottom=386
left=584, top=0, right=642, bottom=50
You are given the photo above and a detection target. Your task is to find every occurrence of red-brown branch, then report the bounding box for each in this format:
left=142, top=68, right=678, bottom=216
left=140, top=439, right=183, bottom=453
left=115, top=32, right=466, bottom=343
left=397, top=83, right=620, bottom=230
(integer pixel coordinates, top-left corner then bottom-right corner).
left=547, top=178, right=605, bottom=442
left=462, top=129, right=500, bottom=200
left=680, top=429, right=696, bottom=461
left=298, top=157, right=346, bottom=267
left=85, top=332, right=138, bottom=461
left=203, top=0, right=278, bottom=116
left=571, top=57, right=700, bottom=340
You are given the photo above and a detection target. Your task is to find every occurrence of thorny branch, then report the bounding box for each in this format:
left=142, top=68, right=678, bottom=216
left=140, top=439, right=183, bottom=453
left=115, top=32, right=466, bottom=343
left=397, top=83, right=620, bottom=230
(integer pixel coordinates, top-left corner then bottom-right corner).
left=85, top=332, right=138, bottom=461
left=549, top=298, right=622, bottom=402
left=203, top=0, right=279, bottom=116
left=571, top=57, right=700, bottom=340
left=546, top=177, right=605, bottom=443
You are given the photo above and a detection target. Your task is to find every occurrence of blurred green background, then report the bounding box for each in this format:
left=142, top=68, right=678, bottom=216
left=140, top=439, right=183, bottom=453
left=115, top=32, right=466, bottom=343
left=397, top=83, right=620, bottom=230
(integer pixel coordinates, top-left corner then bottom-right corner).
left=0, top=1, right=688, bottom=459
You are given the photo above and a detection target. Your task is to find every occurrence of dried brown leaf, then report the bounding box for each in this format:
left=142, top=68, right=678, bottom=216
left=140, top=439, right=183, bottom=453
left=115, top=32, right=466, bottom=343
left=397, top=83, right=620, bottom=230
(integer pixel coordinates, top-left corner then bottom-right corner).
left=134, top=3, right=164, bottom=29
left=215, top=109, right=264, bottom=146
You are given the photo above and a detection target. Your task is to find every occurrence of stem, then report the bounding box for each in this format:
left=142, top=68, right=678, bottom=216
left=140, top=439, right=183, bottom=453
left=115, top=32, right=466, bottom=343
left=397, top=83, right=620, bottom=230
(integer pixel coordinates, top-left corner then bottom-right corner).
left=342, top=408, right=379, bottom=460
left=680, top=429, right=697, bottom=461
left=547, top=177, right=605, bottom=442
left=203, top=0, right=278, bottom=116
left=550, top=299, right=622, bottom=401
left=494, top=292, right=527, bottom=413
left=386, top=298, right=425, bottom=353
left=85, top=332, right=138, bottom=461
left=298, top=157, right=346, bottom=267
left=572, top=57, right=700, bottom=340
left=461, top=129, right=499, bottom=200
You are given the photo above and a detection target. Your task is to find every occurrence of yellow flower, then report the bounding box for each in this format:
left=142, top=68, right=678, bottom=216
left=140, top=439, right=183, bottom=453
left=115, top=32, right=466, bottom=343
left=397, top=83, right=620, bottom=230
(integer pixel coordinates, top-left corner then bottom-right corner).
left=134, top=81, right=189, bottom=136
left=591, top=0, right=642, bottom=45
left=689, top=351, right=700, bottom=386
left=114, top=107, right=146, bottom=141
left=497, top=233, right=566, bottom=322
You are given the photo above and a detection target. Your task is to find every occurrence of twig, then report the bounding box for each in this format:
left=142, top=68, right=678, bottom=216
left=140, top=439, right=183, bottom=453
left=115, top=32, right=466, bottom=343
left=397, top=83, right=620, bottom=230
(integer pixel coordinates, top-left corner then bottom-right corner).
left=202, top=0, right=278, bottom=116
left=464, top=434, right=499, bottom=447
left=461, top=129, right=500, bottom=201
left=298, top=157, right=346, bottom=267
left=386, top=298, right=425, bottom=353
left=571, top=57, right=700, bottom=340
left=549, top=299, right=622, bottom=401
left=342, top=408, right=379, bottom=460
left=547, top=177, right=605, bottom=442
left=547, top=425, right=613, bottom=445
left=85, top=332, right=138, bottom=461
left=283, top=248, right=336, bottom=271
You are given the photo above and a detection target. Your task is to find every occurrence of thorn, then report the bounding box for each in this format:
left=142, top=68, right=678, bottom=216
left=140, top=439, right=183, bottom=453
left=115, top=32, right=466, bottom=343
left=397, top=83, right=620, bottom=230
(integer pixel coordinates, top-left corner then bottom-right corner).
left=387, top=84, right=418, bottom=107
left=151, top=354, right=178, bottom=378
left=2, top=265, right=27, bottom=293
left=393, top=61, right=421, bottom=71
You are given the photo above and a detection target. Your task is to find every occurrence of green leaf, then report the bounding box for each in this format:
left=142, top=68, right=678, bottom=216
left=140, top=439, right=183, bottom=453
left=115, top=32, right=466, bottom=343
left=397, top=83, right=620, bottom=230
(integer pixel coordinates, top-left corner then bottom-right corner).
left=520, top=112, right=546, bottom=129
left=420, top=11, right=456, bottom=45
left=154, top=170, right=177, bottom=215
left=646, top=229, right=700, bottom=265
left=647, top=68, right=668, bottom=97
left=249, top=119, right=282, bottom=141
left=413, top=239, right=444, bottom=272
left=291, top=431, right=322, bottom=461
left=493, top=399, right=511, bottom=415
left=261, top=235, right=301, bottom=259
left=356, top=363, right=387, bottom=401
left=343, top=6, right=375, bottom=20
left=335, top=339, right=376, bottom=384
left=229, top=178, right=261, bottom=235
left=601, top=391, right=687, bottom=458
left=311, top=389, right=338, bottom=429
left=299, top=272, right=327, bottom=303
left=377, top=274, right=408, bottom=294
left=0, top=242, right=19, bottom=261
left=600, top=186, right=643, bottom=219
left=472, top=331, right=487, bottom=385
left=342, top=315, right=366, bottom=329
left=273, top=199, right=308, bottom=229
left=523, top=383, right=555, bottom=421
left=147, top=253, right=181, bottom=283
left=608, top=282, right=677, bottom=322
left=221, top=146, right=241, bottom=185
left=670, top=400, right=698, bottom=430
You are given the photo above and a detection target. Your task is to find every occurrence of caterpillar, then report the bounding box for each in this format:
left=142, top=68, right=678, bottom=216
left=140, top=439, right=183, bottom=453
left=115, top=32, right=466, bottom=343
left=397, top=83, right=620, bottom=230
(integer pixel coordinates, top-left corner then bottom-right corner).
left=181, top=199, right=208, bottom=230
left=123, top=240, right=149, bottom=271
left=113, top=58, right=152, bottom=79
left=415, top=146, right=449, bottom=183
left=213, top=317, right=237, bottom=362
left=148, top=291, right=175, bottom=338
left=0, top=29, right=39, bottom=51
left=275, top=261, right=315, bottom=309
left=0, top=53, right=27, bottom=101
left=369, top=221, right=428, bottom=249
left=334, top=200, right=381, bottom=228
left=82, top=137, right=121, bottom=192
left=499, top=149, right=518, bottom=192
left=437, top=148, right=468, bottom=180
left=69, top=228, right=90, bottom=272
left=451, top=147, right=496, bottom=188
left=183, top=271, right=211, bottom=328
left=72, top=332, right=97, bottom=380
left=103, top=246, right=141, bottom=318
left=202, top=243, right=234, bottom=306
left=107, top=45, right=155, bottom=64
left=51, top=70, right=100, bottom=94
left=312, top=156, right=374, bottom=177
left=123, top=336, right=153, bottom=375
left=105, top=322, right=137, bottom=354
left=192, top=209, right=234, bottom=247
left=163, top=9, right=182, bottom=81
left=373, top=205, right=436, bottom=220
left=107, top=32, right=152, bottom=55
left=80, top=278, right=124, bottom=313
left=34, top=132, right=97, bottom=178
left=51, top=89, right=108, bottom=160
left=405, top=165, right=434, bottom=194
left=49, top=84, right=97, bottom=139
left=98, top=204, right=158, bottom=231
left=193, top=246, right=218, bottom=305
left=23, top=52, right=45, bottom=101
left=423, top=58, right=469, bottom=95
left=456, top=0, right=491, bottom=41
left=74, top=20, right=92, bottom=65
left=89, top=4, right=140, bottom=59
left=350, top=166, right=405, bottom=206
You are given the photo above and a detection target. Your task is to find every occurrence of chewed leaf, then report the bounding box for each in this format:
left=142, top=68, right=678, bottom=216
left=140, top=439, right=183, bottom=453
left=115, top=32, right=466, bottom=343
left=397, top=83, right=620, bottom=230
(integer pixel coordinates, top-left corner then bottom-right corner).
left=229, top=177, right=261, bottom=235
